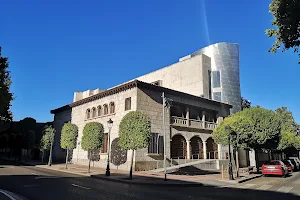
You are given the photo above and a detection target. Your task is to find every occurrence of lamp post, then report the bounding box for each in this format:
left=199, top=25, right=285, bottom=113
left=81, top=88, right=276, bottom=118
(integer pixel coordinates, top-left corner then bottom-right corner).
left=225, top=125, right=234, bottom=180
left=106, top=118, right=113, bottom=176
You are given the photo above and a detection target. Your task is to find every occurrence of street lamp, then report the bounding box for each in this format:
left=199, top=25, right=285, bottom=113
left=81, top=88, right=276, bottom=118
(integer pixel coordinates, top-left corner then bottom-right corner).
left=225, top=125, right=234, bottom=180
left=106, top=118, right=113, bottom=176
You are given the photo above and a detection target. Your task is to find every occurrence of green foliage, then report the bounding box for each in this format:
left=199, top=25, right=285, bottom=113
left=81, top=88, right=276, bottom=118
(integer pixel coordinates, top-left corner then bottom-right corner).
left=119, top=111, right=151, bottom=151
left=278, top=131, right=296, bottom=150
left=266, top=0, right=300, bottom=63
left=213, top=112, right=254, bottom=149
left=40, top=125, right=55, bottom=151
left=213, top=106, right=281, bottom=151
left=60, top=122, right=78, bottom=150
left=275, top=106, right=298, bottom=133
left=0, top=47, right=14, bottom=122
left=81, top=122, right=104, bottom=151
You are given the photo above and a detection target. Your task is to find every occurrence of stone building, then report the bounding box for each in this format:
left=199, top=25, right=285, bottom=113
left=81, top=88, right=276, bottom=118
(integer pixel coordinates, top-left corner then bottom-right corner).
left=51, top=80, right=231, bottom=171
left=50, top=42, right=240, bottom=170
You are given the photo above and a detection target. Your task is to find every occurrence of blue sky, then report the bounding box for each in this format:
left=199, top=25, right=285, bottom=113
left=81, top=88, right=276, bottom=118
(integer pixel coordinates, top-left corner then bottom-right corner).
left=1, top=0, right=299, bottom=123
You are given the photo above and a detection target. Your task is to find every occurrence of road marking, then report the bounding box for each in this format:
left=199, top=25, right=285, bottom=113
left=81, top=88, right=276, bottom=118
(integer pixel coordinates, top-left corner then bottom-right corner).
left=35, top=176, right=60, bottom=179
left=277, top=186, right=293, bottom=193
left=31, top=172, right=39, bottom=176
left=238, top=184, right=256, bottom=189
left=0, top=189, right=17, bottom=200
left=256, top=185, right=272, bottom=191
left=71, top=184, right=90, bottom=190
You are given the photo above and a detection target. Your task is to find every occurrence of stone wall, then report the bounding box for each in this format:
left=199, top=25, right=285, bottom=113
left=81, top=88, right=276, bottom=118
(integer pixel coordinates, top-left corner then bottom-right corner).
left=135, top=87, right=171, bottom=169
left=71, top=87, right=138, bottom=171
left=52, top=109, right=72, bottom=162
left=136, top=54, right=212, bottom=98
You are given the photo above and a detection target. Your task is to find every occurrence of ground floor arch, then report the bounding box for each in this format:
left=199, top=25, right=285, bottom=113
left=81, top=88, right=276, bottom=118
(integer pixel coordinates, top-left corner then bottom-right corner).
left=190, top=136, right=203, bottom=159
left=206, top=137, right=218, bottom=159
left=171, top=134, right=187, bottom=159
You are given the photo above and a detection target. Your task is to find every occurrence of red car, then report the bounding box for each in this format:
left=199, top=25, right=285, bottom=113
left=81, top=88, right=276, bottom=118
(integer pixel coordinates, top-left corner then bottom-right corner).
left=262, top=160, right=288, bottom=177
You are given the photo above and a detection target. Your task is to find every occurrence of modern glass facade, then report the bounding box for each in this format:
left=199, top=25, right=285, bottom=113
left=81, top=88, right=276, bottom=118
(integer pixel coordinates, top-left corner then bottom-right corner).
left=192, top=42, right=241, bottom=114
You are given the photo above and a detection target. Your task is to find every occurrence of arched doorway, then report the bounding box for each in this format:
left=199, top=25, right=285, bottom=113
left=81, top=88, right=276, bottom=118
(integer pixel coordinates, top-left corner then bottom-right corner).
left=171, top=135, right=187, bottom=159
left=190, top=136, right=203, bottom=159
left=206, top=138, right=218, bottom=159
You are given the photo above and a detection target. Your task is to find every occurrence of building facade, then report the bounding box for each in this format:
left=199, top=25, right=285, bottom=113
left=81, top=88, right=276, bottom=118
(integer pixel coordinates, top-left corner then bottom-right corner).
left=51, top=80, right=231, bottom=171
left=51, top=42, right=240, bottom=170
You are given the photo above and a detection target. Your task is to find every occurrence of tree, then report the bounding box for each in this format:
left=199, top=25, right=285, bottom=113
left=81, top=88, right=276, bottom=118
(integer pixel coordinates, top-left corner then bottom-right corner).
left=276, top=107, right=299, bottom=152
left=23, top=130, right=35, bottom=161
left=266, top=0, right=300, bottom=63
left=19, top=118, right=36, bottom=160
left=275, top=106, right=298, bottom=133
left=81, top=122, right=104, bottom=173
left=61, top=122, right=78, bottom=169
left=241, top=97, right=251, bottom=110
left=40, top=125, right=55, bottom=165
left=0, top=47, right=14, bottom=122
left=119, top=111, right=151, bottom=179
left=213, top=106, right=281, bottom=173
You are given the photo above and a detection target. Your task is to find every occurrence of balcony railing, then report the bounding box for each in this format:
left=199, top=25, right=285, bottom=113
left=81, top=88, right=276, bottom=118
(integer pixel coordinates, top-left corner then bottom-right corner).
left=171, top=116, right=218, bottom=130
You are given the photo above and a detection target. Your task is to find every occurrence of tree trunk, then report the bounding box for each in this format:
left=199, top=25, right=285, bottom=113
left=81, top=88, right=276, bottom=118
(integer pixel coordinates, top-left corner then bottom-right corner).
left=88, top=157, right=91, bottom=173
left=129, top=150, right=134, bottom=180
left=48, top=142, right=53, bottom=166
left=65, top=149, right=69, bottom=169
left=236, top=149, right=239, bottom=178
left=42, top=150, right=44, bottom=164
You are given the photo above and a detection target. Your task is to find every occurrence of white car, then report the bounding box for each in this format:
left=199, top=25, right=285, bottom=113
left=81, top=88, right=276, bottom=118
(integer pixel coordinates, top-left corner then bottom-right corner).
left=289, top=157, right=300, bottom=170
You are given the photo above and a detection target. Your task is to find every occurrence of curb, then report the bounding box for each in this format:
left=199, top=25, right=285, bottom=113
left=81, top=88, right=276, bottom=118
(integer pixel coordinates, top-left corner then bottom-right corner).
left=90, top=174, right=203, bottom=187
left=35, top=165, right=203, bottom=187
left=217, top=174, right=263, bottom=185
left=237, top=174, right=263, bottom=183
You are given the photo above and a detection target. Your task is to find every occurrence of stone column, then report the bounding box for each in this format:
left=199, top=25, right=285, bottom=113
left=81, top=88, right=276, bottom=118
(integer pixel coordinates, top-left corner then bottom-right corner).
left=203, top=141, right=207, bottom=159
left=202, top=111, right=206, bottom=128
left=186, top=140, right=191, bottom=159
left=218, top=144, right=222, bottom=159
left=186, top=107, right=190, bottom=127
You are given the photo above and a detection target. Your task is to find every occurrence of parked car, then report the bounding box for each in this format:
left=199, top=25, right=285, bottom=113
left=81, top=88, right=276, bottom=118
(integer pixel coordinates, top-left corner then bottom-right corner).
left=289, top=157, right=300, bottom=170
left=262, top=160, right=288, bottom=177
left=282, top=160, right=293, bottom=172
left=288, top=159, right=299, bottom=171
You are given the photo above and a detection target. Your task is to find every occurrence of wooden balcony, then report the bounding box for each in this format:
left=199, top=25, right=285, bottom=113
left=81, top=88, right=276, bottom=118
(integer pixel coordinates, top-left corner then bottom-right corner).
left=171, top=116, right=218, bottom=130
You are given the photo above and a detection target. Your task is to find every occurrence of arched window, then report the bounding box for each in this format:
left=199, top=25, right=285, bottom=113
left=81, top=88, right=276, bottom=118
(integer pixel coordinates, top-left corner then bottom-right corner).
left=86, top=109, right=91, bottom=119
left=103, top=104, right=108, bottom=115
left=125, top=97, right=131, bottom=111
left=109, top=102, right=115, bottom=114
left=97, top=106, right=102, bottom=116
left=92, top=107, right=96, bottom=118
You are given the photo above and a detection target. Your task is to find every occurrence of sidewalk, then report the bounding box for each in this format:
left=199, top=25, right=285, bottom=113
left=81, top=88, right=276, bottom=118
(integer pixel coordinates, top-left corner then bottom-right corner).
left=35, top=163, right=262, bottom=187
left=0, top=158, right=261, bottom=186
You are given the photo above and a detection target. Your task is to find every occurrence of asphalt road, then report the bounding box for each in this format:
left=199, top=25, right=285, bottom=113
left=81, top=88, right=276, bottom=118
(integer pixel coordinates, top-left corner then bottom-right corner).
left=226, top=170, right=300, bottom=195
left=0, top=160, right=300, bottom=200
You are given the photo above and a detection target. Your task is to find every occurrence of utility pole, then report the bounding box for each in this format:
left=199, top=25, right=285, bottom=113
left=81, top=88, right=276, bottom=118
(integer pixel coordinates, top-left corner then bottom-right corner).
left=162, top=92, right=173, bottom=181
left=162, top=92, right=167, bottom=181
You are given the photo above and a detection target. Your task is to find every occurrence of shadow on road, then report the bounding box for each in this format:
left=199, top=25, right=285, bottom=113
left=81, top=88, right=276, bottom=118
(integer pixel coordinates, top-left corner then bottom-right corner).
left=0, top=159, right=300, bottom=200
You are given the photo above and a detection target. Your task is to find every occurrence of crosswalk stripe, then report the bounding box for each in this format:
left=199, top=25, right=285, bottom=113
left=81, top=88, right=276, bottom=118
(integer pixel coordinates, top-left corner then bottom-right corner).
left=277, top=186, right=293, bottom=193
left=239, top=184, right=256, bottom=189
left=256, top=185, right=272, bottom=191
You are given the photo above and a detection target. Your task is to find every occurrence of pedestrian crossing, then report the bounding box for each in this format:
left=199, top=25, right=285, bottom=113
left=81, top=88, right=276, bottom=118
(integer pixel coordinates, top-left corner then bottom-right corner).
left=223, top=183, right=298, bottom=195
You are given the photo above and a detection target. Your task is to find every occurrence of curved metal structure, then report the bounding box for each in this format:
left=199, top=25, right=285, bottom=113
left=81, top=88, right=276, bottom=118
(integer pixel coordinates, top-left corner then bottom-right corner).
left=192, top=42, right=241, bottom=113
